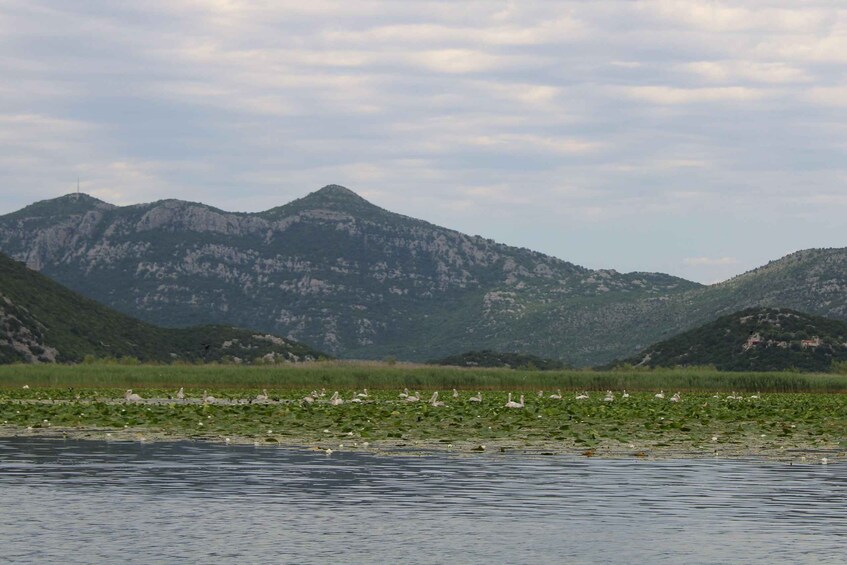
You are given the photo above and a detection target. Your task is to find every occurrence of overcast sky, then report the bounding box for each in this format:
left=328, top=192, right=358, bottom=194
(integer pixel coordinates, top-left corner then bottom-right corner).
left=1, top=1, right=845, bottom=283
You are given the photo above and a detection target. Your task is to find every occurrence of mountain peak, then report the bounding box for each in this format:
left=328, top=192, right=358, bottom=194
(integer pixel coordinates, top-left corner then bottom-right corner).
left=314, top=184, right=359, bottom=197
left=5, top=192, right=114, bottom=220
left=263, top=184, right=385, bottom=219
left=307, top=184, right=373, bottom=206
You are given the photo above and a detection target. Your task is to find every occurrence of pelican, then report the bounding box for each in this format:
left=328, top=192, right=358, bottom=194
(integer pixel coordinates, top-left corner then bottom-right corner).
left=505, top=393, right=525, bottom=409
left=302, top=394, right=315, bottom=404
left=603, top=390, right=614, bottom=402
left=176, top=387, right=185, bottom=400
left=575, top=391, right=589, bottom=400
left=398, top=388, right=409, bottom=399
left=469, top=392, right=483, bottom=403
left=202, top=390, right=216, bottom=404
left=549, top=390, right=562, bottom=400
left=124, top=389, right=143, bottom=402
left=405, top=391, right=420, bottom=402
left=329, top=391, right=344, bottom=405
left=622, top=390, right=630, bottom=398
left=357, top=389, right=369, bottom=398
left=255, top=389, right=269, bottom=402
left=452, top=388, right=459, bottom=399
left=670, top=392, right=681, bottom=403
left=430, top=392, right=445, bottom=407
left=654, top=390, right=665, bottom=399
left=537, top=390, right=544, bottom=398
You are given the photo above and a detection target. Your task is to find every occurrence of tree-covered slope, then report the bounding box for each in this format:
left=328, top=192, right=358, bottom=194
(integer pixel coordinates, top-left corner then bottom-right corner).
left=0, top=253, right=326, bottom=364
left=618, top=307, right=847, bottom=372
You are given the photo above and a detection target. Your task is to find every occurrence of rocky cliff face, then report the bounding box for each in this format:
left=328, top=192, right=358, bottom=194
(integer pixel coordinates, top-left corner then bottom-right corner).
left=3, top=185, right=844, bottom=364
left=0, top=293, right=59, bottom=363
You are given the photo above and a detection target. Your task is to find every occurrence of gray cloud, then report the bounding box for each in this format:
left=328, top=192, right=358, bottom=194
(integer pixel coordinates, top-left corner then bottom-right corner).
left=1, top=0, right=845, bottom=282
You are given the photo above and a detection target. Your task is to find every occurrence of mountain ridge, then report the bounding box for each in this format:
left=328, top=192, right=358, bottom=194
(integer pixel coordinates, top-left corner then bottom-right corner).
left=1, top=185, right=844, bottom=365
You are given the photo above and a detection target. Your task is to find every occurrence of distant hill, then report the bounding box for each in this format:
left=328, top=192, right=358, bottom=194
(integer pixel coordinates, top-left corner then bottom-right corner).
left=617, top=308, right=847, bottom=372
left=3, top=186, right=847, bottom=365
left=430, top=350, right=568, bottom=370
left=0, top=252, right=327, bottom=364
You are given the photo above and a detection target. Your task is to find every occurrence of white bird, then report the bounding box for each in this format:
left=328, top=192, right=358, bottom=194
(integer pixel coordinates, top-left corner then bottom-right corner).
left=319, top=388, right=326, bottom=397
left=452, top=388, right=459, bottom=399
left=749, top=392, right=761, bottom=400
left=537, top=390, right=544, bottom=398
left=124, top=389, right=143, bottom=402
left=357, top=389, right=369, bottom=398
left=398, top=388, right=409, bottom=399
left=176, top=387, right=185, bottom=400
left=654, top=390, right=665, bottom=399
left=603, top=390, right=615, bottom=402
left=405, top=391, right=420, bottom=402
left=202, top=390, right=216, bottom=404
left=622, top=390, right=630, bottom=398
left=469, top=392, right=483, bottom=403
left=505, top=393, right=525, bottom=409
left=302, top=394, right=315, bottom=404
left=575, top=391, right=589, bottom=400
left=310, top=390, right=320, bottom=398
left=329, top=391, right=344, bottom=405
left=22, top=385, right=29, bottom=390
left=670, top=392, right=681, bottom=403
left=256, top=389, right=269, bottom=402
left=429, top=391, right=445, bottom=407
left=549, top=390, right=562, bottom=400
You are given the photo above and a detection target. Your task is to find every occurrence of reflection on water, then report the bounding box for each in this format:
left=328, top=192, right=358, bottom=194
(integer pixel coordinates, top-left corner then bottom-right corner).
left=0, top=438, right=845, bottom=564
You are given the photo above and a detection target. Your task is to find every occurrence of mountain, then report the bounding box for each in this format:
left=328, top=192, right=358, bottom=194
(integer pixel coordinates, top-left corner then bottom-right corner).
left=0, top=252, right=326, bottom=364
left=617, top=307, right=847, bottom=372
left=2, top=185, right=847, bottom=365
left=430, top=350, right=568, bottom=370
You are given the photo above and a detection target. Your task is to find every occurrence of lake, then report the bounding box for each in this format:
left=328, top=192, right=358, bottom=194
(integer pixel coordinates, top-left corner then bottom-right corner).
left=0, top=438, right=844, bottom=564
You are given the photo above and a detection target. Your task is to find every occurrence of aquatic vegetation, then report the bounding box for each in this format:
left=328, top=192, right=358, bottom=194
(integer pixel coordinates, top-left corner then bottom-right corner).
left=3, top=362, right=847, bottom=393
left=1, top=386, right=845, bottom=461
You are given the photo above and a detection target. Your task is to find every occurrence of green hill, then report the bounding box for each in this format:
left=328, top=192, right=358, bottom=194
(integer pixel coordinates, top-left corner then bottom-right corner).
left=430, top=349, right=568, bottom=370
left=0, top=252, right=327, bottom=364
left=617, top=307, right=847, bottom=372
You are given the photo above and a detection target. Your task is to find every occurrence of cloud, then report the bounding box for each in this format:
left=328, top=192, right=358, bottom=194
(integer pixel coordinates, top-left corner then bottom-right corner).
left=621, top=86, right=764, bottom=105
left=1, top=0, right=846, bottom=284
left=683, top=257, right=741, bottom=267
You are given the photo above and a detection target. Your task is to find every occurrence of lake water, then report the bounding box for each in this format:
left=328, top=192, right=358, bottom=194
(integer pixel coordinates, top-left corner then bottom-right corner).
left=0, top=438, right=845, bottom=564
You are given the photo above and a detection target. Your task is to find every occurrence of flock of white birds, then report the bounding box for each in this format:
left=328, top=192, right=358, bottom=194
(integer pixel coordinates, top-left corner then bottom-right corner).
left=115, top=387, right=749, bottom=409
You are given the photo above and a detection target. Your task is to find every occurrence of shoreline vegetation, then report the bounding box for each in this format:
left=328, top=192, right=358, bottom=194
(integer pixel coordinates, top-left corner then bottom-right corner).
left=1, top=363, right=845, bottom=463
left=4, top=361, right=847, bottom=392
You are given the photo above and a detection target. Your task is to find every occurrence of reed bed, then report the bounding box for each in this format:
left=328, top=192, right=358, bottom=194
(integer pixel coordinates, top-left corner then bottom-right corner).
left=1, top=362, right=847, bottom=393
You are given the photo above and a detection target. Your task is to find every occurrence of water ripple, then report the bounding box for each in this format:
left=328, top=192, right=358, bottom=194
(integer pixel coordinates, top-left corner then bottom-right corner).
left=0, top=438, right=845, bottom=564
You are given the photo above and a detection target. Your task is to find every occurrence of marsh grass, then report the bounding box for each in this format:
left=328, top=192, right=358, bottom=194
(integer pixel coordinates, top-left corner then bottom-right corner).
left=2, top=362, right=847, bottom=393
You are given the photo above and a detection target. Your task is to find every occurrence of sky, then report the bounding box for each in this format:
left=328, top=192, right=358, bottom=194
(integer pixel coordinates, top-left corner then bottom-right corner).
left=1, top=1, right=846, bottom=284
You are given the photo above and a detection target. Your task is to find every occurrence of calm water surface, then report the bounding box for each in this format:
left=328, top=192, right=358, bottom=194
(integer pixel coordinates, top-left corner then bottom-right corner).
left=0, top=438, right=845, bottom=564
